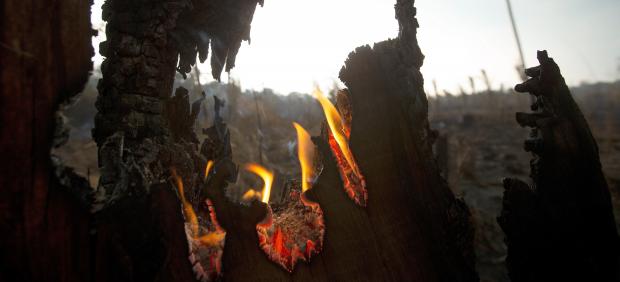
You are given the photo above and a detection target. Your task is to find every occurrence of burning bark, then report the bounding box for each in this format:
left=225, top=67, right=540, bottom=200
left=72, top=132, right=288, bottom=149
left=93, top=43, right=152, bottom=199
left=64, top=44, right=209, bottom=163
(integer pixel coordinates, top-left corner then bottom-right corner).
left=314, top=89, right=367, bottom=206
left=202, top=0, right=478, bottom=280
left=171, top=167, right=226, bottom=282
left=244, top=123, right=325, bottom=272
left=91, top=0, right=263, bottom=280
left=255, top=188, right=325, bottom=272
left=498, top=51, right=620, bottom=281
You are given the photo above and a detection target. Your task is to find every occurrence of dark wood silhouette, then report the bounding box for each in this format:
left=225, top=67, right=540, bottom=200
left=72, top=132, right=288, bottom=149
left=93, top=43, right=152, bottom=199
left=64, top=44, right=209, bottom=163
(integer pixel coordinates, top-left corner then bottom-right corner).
left=0, top=0, right=93, bottom=281
left=499, top=51, right=620, bottom=282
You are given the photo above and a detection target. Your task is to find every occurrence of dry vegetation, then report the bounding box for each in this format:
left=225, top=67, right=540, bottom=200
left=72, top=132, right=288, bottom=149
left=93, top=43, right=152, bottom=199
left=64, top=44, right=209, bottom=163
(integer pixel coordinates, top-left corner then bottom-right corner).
left=55, top=73, right=620, bottom=282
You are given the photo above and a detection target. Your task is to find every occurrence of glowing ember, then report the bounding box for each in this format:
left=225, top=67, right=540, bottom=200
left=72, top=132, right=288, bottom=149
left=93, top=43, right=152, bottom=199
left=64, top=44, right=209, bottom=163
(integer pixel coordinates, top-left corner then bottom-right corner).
left=244, top=163, right=274, bottom=203
left=312, top=88, right=367, bottom=206
left=171, top=168, right=226, bottom=282
left=252, top=123, right=325, bottom=272
left=256, top=189, right=324, bottom=272
left=204, top=160, right=214, bottom=181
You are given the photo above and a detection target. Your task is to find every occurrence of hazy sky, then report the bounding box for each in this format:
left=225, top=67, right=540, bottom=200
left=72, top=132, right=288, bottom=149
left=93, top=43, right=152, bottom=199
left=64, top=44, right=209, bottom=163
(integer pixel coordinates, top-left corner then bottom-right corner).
left=92, top=0, right=620, bottom=95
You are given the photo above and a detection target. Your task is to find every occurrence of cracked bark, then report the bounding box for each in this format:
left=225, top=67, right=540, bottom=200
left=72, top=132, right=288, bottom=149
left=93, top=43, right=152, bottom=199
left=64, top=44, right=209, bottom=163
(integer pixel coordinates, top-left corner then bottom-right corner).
left=91, top=0, right=263, bottom=280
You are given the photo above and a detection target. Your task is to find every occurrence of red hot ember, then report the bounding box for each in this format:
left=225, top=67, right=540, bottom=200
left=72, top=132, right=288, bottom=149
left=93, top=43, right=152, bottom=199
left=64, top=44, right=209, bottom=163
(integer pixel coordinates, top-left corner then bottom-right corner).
left=256, top=189, right=325, bottom=272
left=243, top=123, right=325, bottom=272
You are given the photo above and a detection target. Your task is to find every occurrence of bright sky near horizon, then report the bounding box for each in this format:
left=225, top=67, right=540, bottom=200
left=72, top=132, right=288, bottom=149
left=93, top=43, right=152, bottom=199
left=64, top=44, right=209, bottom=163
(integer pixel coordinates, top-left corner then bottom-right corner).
left=92, top=0, right=620, bottom=95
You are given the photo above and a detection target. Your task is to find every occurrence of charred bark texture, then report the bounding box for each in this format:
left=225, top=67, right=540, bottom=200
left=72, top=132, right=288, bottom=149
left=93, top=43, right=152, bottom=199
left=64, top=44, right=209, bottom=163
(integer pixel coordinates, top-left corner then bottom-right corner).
left=206, top=0, right=478, bottom=281
left=91, top=0, right=263, bottom=280
left=498, top=51, right=620, bottom=281
left=94, top=0, right=264, bottom=208
left=0, top=0, right=94, bottom=281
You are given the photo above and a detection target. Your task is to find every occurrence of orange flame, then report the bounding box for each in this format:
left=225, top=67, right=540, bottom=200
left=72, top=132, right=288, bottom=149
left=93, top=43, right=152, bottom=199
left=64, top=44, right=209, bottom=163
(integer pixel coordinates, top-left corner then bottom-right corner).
left=244, top=163, right=274, bottom=203
left=197, top=232, right=226, bottom=247
left=293, top=122, right=316, bottom=193
left=171, top=168, right=199, bottom=236
left=242, top=189, right=261, bottom=201
left=171, top=170, right=226, bottom=280
left=204, top=160, right=214, bottom=181
left=312, top=88, right=360, bottom=176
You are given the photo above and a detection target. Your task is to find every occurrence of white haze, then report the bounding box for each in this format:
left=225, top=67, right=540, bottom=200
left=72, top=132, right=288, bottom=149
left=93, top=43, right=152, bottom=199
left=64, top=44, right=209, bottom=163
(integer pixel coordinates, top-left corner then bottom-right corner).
left=92, top=0, right=620, bottom=96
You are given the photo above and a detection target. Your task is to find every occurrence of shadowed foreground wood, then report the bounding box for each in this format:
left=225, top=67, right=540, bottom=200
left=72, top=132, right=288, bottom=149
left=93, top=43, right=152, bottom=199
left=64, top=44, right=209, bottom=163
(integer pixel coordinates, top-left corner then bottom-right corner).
left=0, top=0, right=93, bottom=280
left=211, top=0, right=478, bottom=281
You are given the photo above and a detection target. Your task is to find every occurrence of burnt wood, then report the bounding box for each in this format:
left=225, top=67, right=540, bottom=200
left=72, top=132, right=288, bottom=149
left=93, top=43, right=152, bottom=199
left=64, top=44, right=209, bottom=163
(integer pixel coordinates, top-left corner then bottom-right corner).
left=498, top=51, right=620, bottom=282
left=0, top=0, right=93, bottom=281
left=207, top=0, right=478, bottom=281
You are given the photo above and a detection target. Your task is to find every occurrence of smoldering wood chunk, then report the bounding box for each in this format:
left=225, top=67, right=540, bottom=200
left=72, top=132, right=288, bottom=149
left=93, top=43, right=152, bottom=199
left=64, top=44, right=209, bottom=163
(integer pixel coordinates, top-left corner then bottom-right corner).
left=499, top=50, right=620, bottom=281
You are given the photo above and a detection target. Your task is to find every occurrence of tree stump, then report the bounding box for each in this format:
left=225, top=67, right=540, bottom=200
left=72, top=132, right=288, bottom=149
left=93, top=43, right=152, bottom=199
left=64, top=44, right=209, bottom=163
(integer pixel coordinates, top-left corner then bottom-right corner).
left=207, top=1, right=478, bottom=281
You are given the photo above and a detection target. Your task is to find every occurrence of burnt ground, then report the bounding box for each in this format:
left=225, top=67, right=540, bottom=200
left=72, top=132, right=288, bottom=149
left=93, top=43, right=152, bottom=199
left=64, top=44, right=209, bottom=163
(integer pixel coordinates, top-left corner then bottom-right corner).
left=55, top=74, right=620, bottom=282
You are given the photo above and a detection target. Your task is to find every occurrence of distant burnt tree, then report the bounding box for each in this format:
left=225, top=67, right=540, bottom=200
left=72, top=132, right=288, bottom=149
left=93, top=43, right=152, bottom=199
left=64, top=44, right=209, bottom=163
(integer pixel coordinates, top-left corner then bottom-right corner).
left=499, top=51, right=620, bottom=281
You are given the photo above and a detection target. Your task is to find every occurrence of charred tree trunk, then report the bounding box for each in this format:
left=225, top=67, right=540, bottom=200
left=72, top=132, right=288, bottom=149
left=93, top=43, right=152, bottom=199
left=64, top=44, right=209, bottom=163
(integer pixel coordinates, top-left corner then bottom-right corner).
left=205, top=0, right=478, bottom=281
left=91, top=0, right=263, bottom=280
left=498, top=51, right=620, bottom=281
left=92, top=1, right=196, bottom=280
left=0, top=0, right=94, bottom=281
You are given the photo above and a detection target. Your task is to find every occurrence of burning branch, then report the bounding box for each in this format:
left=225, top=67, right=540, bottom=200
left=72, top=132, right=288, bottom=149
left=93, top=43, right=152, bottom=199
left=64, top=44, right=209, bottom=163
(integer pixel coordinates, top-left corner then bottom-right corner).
left=313, top=88, right=367, bottom=206
left=171, top=168, right=226, bottom=282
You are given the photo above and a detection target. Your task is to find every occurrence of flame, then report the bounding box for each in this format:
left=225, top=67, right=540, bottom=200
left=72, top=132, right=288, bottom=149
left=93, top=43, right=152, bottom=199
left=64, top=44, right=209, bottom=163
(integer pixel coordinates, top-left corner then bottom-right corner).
left=242, top=189, right=261, bottom=201
left=197, top=232, right=226, bottom=247
left=204, top=160, right=214, bottom=181
left=313, top=88, right=367, bottom=206
left=244, top=163, right=274, bottom=203
left=293, top=122, right=316, bottom=193
left=171, top=170, right=226, bottom=280
left=171, top=168, right=199, bottom=236
left=312, top=88, right=360, bottom=176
